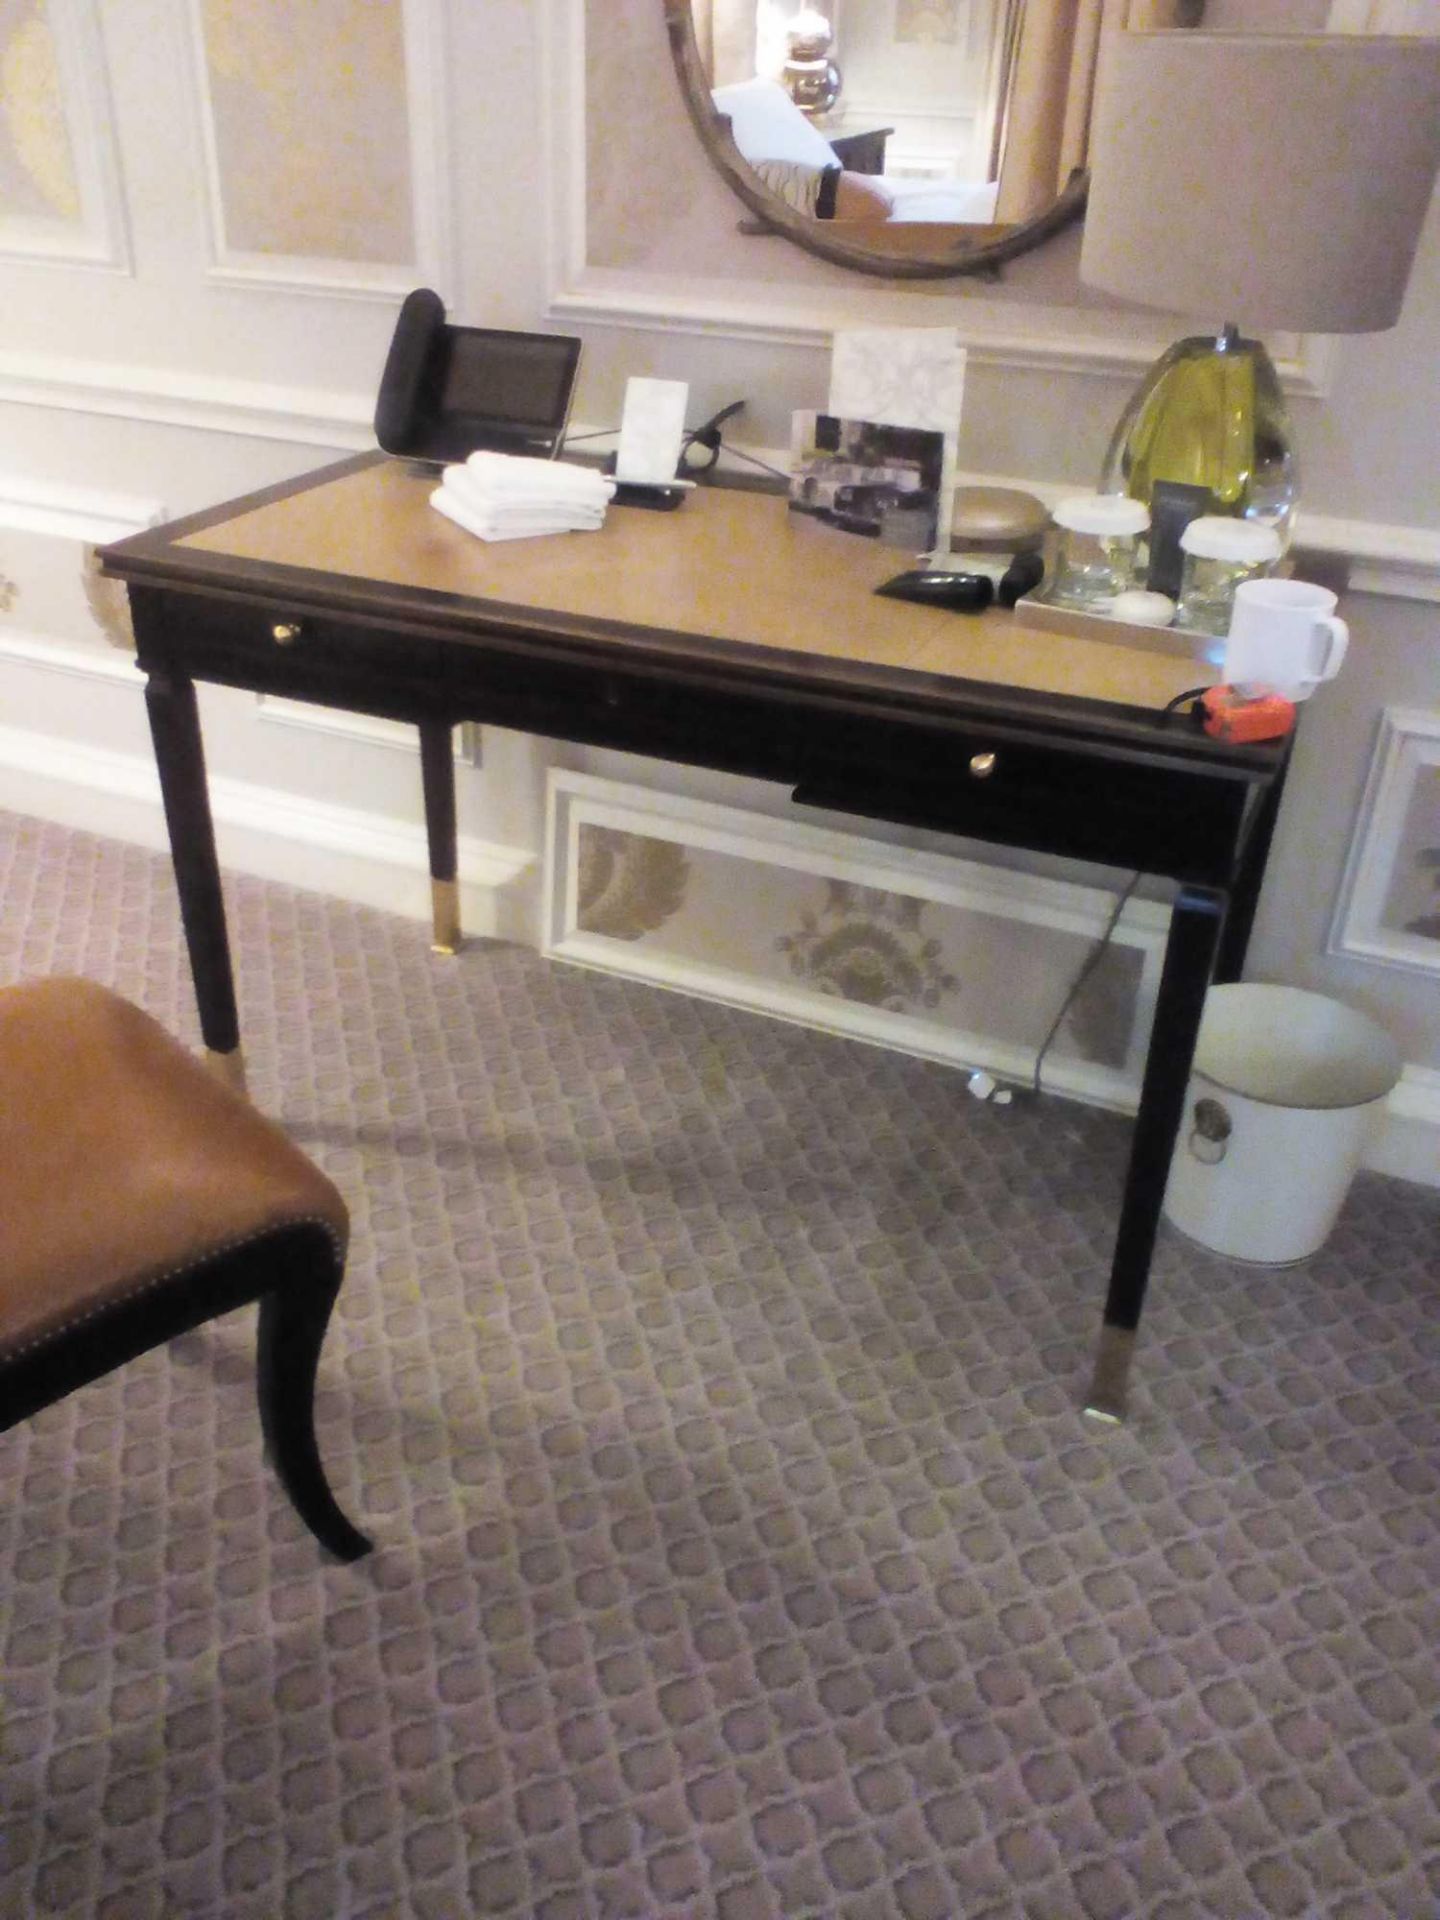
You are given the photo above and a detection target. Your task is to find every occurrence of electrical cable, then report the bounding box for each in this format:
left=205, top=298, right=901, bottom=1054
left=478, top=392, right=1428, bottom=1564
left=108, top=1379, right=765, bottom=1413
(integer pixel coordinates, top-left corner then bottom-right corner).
left=679, top=399, right=747, bottom=475
left=1160, top=684, right=1214, bottom=720
left=712, top=441, right=792, bottom=483
left=1018, top=682, right=1214, bottom=1102
left=1029, top=869, right=1142, bottom=1097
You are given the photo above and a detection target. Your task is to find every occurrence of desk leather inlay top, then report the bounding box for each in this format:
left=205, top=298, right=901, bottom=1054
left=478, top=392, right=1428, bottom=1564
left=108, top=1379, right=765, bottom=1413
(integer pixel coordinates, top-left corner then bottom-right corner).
left=179, top=460, right=1209, bottom=711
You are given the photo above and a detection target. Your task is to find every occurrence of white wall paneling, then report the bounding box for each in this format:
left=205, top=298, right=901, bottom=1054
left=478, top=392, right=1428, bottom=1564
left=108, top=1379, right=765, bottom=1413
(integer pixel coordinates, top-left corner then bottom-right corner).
left=255, top=697, right=484, bottom=769
left=1368, top=1064, right=1440, bottom=1186
left=0, top=471, right=163, bottom=545
left=0, top=0, right=131, bottom=271
left=0, top=475, right=162, bottom=661
left=185, top=0, right=452, bottom=300
left=0, top=350, right=376, bottom=448
left=1329, top=707, right=1440, bottom=979
left=0, top=711, right=532, bottom=939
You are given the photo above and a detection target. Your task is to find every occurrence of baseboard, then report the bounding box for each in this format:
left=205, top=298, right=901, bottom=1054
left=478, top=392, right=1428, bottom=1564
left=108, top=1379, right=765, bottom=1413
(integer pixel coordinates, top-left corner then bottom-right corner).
left=1364, top=1065, right=1440, bottom=1189
left=0, top=722, right=534, bottom=942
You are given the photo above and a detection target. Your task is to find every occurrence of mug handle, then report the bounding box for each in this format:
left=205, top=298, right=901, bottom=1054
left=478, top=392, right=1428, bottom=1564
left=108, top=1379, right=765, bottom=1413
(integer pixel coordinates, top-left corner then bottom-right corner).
left=1315, top=614, right=1349, bottom=681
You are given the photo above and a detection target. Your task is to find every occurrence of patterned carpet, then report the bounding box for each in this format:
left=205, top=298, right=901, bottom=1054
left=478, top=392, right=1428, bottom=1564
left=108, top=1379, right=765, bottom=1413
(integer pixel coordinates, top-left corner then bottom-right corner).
left=2, top=806, right=1438, bottom=1920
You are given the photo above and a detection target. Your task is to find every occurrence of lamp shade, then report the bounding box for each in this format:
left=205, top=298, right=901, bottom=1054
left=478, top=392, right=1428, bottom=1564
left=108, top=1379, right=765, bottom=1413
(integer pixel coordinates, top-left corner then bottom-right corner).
left=1080, top=33, right=1440, bottom=333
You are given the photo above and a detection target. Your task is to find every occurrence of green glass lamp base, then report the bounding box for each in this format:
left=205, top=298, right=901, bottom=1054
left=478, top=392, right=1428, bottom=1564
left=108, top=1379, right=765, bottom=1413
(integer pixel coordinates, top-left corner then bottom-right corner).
left=1099, top=331, right=1297, bottom=548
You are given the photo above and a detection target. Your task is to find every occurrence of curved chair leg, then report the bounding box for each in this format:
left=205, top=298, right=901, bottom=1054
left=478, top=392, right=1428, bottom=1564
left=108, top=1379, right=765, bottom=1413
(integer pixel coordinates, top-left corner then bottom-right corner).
left=256, top=1253, right=372, bottom=1562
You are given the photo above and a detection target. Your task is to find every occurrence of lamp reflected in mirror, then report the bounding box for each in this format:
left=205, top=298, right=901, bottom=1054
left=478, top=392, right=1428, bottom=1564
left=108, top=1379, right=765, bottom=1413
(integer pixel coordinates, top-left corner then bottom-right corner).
left=780, top=6, right=842, bottom=115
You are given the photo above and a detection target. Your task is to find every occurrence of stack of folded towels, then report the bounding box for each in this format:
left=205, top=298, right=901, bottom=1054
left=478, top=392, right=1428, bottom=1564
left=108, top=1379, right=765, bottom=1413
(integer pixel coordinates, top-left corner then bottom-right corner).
left=430, top=452, right=614, bottom=543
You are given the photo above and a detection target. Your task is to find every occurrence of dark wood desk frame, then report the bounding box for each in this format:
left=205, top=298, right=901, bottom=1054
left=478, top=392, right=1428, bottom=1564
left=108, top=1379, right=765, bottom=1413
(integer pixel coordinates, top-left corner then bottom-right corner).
left=101, top=453, right=1290, bottom=1421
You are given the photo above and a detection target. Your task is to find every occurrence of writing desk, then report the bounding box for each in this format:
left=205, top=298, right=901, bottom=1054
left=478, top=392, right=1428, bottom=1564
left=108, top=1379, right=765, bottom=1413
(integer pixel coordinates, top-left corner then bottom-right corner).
left=101, top=453, right=1289, bottom=1419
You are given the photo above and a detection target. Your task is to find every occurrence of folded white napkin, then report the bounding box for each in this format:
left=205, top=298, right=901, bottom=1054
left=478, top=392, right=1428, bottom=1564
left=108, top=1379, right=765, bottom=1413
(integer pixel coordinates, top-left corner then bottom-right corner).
left=431, top=453, right=613, bottom=543
left=431, top=486, right=603, bottom=544
left=458, top=452, right=614, bottom=504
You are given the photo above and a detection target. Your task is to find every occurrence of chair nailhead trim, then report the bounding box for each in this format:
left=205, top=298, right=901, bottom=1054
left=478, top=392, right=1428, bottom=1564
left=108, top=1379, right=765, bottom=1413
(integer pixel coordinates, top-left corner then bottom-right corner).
left=0, top=1216, right=344, bottom=1362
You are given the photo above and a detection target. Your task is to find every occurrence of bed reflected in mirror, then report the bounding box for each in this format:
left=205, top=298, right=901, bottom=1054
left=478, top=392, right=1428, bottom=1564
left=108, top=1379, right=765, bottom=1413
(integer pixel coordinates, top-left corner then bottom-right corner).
left=663, top=1, right=1203, bottom=279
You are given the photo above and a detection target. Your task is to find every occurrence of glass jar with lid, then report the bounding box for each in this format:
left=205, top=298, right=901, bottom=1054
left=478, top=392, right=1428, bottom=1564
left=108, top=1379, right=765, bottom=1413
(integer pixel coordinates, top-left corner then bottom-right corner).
left=1047, top=494, right=1149, bottom=610
left=1175, top=516, right=1283, bottom=633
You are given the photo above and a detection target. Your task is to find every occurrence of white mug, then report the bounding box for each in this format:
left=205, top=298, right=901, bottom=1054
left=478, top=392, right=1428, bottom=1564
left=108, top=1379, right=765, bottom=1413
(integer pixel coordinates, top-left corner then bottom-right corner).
left=1222, top=579, right=1349, bottom=701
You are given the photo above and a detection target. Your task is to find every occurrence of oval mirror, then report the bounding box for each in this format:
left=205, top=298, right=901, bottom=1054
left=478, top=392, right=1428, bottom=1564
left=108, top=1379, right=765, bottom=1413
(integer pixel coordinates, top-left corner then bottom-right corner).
left=662, top=2, right=1197, bottom=280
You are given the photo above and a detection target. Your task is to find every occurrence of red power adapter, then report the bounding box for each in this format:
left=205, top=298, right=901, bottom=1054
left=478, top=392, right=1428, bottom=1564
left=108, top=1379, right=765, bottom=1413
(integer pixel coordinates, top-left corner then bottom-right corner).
left=1201, top=685, right=1296, bottom=743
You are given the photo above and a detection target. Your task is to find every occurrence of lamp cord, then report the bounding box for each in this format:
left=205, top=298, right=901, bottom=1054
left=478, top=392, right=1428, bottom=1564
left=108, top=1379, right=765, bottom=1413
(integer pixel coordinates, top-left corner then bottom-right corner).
left=1022, top=680, right=1215, bottom=1102
left=562, top=404, right=788, bottom=482
left=712, top=441, right=791, bottom=483
left=1029, top=870, right=1142, bottom=1097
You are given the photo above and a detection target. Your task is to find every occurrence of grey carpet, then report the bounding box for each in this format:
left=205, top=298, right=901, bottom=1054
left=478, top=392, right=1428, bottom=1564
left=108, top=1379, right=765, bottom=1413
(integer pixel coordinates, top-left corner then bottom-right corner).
left=1, top=806, right=1438, bottom=1920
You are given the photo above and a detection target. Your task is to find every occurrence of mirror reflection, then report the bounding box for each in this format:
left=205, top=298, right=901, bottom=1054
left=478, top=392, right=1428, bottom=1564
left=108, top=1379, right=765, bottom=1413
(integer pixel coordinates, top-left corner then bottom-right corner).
left=705, top=1, right=1010, bottom=228
left=668, top=2, right=1202, bottom=277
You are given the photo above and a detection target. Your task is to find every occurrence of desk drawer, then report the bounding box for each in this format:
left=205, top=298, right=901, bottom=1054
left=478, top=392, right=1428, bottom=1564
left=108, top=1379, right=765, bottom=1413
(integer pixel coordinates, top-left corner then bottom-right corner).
left=136, top=592, right=462, bottom=715
left=134, top=586, right=1251, bottom=885
left=788, top=710, right=1251, bottom=885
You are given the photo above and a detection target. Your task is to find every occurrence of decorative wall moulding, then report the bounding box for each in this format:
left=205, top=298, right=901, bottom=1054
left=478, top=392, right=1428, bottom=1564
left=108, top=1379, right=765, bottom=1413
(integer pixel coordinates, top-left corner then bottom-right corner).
left=549, top=280, right=1335, bottom=401
left=1330, top=706, right=1440, bottom=978
left=255, top=696, right=483, bottom=768
left=185, top=0, right=453, bottom=300
left=544, top=770, right=1171, bottom=1114
left=0, top=471, right=164, bottom=546
left=1368, top=1063, right=1440, bottom=1189
left=0, top=0, right=131, bottom=273
left=0, top=478, right=161, bottom=657
left=0, top=718, right=531, bottom=937
left=0, top=350, right=374, bottom=449
left=0, top=630, right=143, bottom=688
left=0, top=350, right=1434, bottom=599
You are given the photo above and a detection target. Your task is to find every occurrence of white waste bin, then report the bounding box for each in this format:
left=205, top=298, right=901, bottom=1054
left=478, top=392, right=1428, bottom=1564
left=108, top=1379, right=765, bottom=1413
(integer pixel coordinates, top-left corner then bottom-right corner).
left=1163, top=984, right=1401, bottom=1265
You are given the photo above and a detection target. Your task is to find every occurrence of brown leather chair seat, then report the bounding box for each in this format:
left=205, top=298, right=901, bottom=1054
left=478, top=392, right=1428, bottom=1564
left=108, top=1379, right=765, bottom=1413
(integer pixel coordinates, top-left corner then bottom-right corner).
left=0, top=976, right=369, bottom=1560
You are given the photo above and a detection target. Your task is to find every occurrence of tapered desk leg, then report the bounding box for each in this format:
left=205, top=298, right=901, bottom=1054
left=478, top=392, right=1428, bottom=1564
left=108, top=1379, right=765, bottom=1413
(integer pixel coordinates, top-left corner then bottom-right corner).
left=419, top=720, right=460, bottom=955
left=1085, top=883, right=1226, bottom=1424
left=1214, top=767, right=1285, bottom=985
left=144, top=669, right=245, bottom=1093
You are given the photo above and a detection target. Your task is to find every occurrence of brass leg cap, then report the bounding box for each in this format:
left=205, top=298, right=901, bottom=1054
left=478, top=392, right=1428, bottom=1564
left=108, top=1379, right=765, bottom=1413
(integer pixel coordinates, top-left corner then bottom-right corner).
left=430, top=877, right=461, bottom=956
left=205, top=1047, right=249, bottom=1099
left=1083, top=1323, right=1135, bottom=1426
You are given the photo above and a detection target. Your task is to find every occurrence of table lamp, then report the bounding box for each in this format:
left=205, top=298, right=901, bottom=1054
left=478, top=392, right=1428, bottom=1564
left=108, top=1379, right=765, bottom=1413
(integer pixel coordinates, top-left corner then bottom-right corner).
left=1079, top=32, right=1440, bottom=547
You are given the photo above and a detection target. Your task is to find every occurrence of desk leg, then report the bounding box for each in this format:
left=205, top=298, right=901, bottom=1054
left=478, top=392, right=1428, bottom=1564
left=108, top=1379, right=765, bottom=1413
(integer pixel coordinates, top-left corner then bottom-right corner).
left=1085, top=883, right=1225, bottom=1424
left=144, top=668, right=245, bottom=1094
left=419, top=721, right=460, bottom=955
left=1214, top=770, right=1285, bottom=985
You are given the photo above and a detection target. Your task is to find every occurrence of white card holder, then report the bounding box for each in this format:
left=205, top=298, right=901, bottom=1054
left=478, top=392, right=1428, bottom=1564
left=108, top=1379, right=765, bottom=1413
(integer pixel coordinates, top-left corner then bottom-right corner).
left=615, top=378, right=690, bottom=485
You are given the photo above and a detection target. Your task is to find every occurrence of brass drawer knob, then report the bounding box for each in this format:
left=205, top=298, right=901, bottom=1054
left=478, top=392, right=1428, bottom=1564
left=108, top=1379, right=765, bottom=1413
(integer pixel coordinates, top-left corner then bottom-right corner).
left=969, top=751, right=998, bottom=780
left=271, top=621, right=303, bottom=646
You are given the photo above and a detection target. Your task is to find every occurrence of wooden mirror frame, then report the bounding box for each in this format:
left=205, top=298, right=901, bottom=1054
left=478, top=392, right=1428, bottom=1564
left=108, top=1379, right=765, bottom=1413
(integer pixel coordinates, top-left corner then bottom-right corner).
left=661, top=0, right=1088, bottom=281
